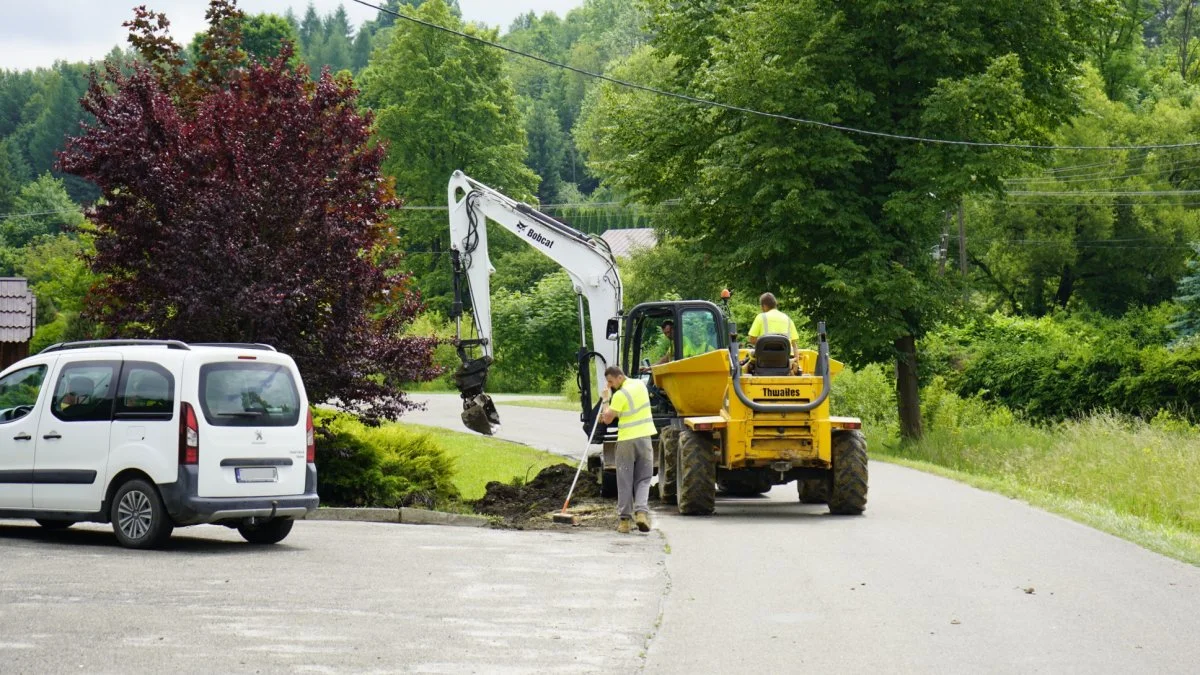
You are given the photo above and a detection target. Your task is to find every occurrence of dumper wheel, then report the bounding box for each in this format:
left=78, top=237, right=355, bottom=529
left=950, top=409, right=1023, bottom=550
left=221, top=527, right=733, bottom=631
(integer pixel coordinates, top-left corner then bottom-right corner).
left=797, top=478, right=830, bottom=504
left=828, top=430, right=868, bottom=515
left=600, top=470, right=617, bottom=499
left=657, top=427, right=679, bottom=505
left=676, top=428, right=715, bottom=515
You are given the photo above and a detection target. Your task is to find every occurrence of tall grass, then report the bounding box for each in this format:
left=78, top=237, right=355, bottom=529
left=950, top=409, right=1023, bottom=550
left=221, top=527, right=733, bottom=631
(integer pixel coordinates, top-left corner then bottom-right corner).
left=835, top=366, right=1200, bottom=565
left=888, top=413, right=1200, bottom=538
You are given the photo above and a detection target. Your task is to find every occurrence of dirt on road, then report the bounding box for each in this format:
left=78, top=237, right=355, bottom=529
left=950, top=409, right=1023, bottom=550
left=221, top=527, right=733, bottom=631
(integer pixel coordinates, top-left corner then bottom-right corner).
left=475, top=463, right=620, bottom=530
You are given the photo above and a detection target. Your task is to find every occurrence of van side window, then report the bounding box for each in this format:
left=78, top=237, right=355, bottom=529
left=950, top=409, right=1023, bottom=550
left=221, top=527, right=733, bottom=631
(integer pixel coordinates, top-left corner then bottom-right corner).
left=0, top=364, right=48, bottom=423
left=115, top=362, right=175, bottom=420
left=52, top=362, right=118, bottom=422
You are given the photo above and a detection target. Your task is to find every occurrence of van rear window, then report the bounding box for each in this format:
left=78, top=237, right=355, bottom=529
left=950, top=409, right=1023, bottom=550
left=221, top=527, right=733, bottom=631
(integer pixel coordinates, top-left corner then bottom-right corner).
left=199, top=362, right=301, bottom=427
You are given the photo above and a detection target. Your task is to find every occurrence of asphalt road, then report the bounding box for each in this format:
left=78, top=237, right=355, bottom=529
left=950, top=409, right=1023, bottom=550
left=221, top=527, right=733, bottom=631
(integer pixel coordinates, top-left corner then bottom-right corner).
left=3, top=395, right=1197, bottom=674
left=0, top=520, right=665, bottom=674
left=413, top=394, right=1200, bottom=674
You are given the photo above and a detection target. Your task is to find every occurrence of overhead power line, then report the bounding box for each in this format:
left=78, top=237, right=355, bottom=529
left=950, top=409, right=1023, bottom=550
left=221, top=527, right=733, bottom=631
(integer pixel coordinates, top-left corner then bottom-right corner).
left=1006, top=157, right=1200, bottom=184
left=1008, top=189, right=1200, bottom=196
left=351, top=0, right=1200, bottom=152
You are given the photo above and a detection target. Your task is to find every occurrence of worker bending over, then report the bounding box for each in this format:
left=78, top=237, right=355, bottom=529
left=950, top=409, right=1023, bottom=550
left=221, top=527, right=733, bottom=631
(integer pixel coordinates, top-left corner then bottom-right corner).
left=600, top=365, right=654, bottom=534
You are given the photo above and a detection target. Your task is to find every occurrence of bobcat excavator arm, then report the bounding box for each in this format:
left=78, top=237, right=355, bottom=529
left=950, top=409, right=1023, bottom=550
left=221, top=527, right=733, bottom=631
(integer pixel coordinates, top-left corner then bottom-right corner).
left=447, top=170, right=622, bottom=434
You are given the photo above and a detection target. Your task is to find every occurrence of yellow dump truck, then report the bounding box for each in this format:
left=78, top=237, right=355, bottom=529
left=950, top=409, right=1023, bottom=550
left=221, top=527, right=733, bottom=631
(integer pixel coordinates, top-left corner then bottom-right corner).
left=589, top=300, right=867, bottom=516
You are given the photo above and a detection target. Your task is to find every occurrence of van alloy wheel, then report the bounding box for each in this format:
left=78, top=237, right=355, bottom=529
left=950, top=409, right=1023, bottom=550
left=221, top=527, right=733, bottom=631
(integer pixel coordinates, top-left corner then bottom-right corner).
left=110, top=479, right=174, bottom=549
left=118, top=490, right=153, bottom=540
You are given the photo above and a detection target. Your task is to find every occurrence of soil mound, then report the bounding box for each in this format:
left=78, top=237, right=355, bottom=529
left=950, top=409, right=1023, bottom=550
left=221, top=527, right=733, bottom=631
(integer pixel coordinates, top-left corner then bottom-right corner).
left=475, top=463, right=610, bottom=529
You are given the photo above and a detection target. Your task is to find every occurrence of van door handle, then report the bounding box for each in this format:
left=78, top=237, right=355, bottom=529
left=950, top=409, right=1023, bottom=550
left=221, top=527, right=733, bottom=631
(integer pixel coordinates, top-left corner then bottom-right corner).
left=43, top=432, right=62, bottom=440
left=13, top=433, right=30, bottom=441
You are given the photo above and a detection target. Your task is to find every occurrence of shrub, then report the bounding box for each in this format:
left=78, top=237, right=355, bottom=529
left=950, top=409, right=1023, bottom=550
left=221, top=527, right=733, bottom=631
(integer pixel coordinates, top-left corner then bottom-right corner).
left=831, top=363, right=896, bottom=431
left=921, top=305, right=1200, bottom=421
left=312, top=408, right=458, bottom=508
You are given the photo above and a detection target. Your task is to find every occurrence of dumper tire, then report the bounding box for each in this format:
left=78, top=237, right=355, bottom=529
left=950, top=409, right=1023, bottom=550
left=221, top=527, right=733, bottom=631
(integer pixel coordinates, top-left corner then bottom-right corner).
left=797, top=478, right=830, bottom=504
left=657, top=427, right=679, bottom=505
left=676, top=428, right=716, bottom=515
left=600, top=469, right=617, bottom=499
left=828, top=430, right=868, bottom=515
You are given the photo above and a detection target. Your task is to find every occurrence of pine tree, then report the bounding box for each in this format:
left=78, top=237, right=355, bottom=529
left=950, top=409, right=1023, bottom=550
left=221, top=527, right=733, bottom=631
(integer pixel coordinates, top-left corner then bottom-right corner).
left=1171, top=244, right=1200, bottom=343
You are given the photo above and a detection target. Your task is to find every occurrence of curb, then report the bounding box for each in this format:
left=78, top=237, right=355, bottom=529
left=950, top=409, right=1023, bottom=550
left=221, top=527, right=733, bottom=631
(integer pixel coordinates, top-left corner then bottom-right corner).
left=305, top=507, right=489, bottom=528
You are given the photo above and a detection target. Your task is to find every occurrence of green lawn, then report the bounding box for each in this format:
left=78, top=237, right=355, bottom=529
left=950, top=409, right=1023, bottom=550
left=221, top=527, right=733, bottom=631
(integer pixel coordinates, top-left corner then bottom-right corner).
left=405, top=423, right=567, bottom=500
left=868, top=415, right=1200, bottom=566
left=501, top=397, right=581, bottom=412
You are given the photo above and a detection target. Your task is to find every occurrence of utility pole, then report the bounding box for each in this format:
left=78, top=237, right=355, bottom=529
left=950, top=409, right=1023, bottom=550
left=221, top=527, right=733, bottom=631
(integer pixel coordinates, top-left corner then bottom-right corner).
left=939, top=210, right=950, bottom=276
left=958, top=198, right=968, bottom=301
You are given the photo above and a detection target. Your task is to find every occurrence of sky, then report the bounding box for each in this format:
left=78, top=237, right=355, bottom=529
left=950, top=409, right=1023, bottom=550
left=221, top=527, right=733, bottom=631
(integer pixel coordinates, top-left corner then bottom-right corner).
left=0, top=0, right=585, bottom=71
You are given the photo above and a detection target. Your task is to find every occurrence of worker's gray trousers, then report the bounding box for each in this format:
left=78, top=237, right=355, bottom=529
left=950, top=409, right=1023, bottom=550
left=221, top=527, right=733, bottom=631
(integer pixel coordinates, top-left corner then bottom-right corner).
left=616, top=436, right=654, bottom=520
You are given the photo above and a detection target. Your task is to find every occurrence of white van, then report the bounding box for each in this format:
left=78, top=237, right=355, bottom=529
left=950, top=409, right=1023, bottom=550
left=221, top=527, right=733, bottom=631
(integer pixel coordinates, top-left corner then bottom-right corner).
left=0, top=340, right=318, bottom=548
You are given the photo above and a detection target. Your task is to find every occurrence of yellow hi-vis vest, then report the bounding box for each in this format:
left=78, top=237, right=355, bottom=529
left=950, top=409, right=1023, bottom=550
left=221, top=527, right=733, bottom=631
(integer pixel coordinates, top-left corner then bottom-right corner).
left=610, top=378, right=655, bottom=441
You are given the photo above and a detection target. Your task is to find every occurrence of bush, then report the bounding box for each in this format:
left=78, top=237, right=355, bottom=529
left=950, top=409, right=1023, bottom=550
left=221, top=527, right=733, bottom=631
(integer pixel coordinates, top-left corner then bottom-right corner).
left=920, top=376, right=1017, bottom=432
left=312, top=408, right=459, bottom=508
left=921, top=305, right=1200, bottom=421
left=831, top=363, right=896, bottom=431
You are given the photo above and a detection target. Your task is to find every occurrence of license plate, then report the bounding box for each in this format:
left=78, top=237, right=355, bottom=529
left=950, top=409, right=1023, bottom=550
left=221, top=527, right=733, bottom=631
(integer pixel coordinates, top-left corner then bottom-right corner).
left=235, top=467, right=278, bottom=483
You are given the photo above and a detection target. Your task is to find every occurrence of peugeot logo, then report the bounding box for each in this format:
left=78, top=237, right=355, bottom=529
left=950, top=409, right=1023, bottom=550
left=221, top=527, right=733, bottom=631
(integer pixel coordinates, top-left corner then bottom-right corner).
left=254, top=430, right=264, bottom=442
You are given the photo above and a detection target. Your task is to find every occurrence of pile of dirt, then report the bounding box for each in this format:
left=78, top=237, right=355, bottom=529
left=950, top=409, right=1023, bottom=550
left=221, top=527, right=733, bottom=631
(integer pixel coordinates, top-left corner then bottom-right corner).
left=474, top=463, right=615, bottom=530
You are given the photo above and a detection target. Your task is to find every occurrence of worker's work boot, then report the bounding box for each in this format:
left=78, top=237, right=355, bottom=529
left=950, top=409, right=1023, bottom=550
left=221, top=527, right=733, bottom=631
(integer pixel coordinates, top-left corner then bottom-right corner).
left=617, top=518, right=632, bottom=534
left=634, top=512, right=650, bottom=533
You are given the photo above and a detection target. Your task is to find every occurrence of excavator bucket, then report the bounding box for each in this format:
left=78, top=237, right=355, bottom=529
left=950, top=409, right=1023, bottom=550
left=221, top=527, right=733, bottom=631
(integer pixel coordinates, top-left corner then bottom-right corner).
left=454, top=352, right=499, bottom=435
left=461, top=393, right=500, bottom=436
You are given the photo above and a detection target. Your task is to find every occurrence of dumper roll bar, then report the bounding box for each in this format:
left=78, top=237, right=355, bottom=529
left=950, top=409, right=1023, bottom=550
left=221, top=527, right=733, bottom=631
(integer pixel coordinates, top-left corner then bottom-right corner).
left=728, top=321, right=832, bottom=413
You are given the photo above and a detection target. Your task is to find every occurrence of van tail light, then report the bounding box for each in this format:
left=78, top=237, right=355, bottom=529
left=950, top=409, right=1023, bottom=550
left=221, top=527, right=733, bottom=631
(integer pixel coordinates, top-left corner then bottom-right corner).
left=305, top=409, right=315, bottom=463
left=179, top=402, right=199, bottom=465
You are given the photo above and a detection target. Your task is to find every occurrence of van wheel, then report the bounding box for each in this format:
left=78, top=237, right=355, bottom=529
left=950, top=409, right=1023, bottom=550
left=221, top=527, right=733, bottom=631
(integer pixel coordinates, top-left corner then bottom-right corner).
left=111, top=479, right=174, bottom=549
left=238, top=518, right=295, bottom=545
left=36, top=519, right=75, bottom=530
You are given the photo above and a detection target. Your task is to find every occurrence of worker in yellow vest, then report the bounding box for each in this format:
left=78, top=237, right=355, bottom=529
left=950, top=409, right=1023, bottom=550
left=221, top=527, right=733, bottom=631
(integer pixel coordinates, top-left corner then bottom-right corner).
left=747, top=292, right=800, bottom=353
left=600, top=365, right=654, bottom=534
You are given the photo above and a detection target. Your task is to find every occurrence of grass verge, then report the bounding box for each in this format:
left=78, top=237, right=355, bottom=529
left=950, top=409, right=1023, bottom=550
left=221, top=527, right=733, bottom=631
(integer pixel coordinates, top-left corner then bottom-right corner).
left=501, top=397, right=580, bottom=412
left=867, top=415, right=1200, bottom=567
left=404, top=423, right=565, bottom=501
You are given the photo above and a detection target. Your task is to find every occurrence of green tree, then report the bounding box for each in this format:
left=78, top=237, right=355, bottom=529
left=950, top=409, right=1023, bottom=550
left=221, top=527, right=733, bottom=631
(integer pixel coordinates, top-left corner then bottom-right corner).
left=579, top=0, right=1096, bottom=439
left=969, top=68, right=1200, bottom=315
left=0, top=139, right=31, bottom=213
left=525, top=98, right=566, bottom=204
left=0, top=173, right=84, bottom=251
left=360, top=0, right=537, bottom=314
left=1170, top=243, right=1200, bottom=341
left=240, top=13, right=299, bottom=62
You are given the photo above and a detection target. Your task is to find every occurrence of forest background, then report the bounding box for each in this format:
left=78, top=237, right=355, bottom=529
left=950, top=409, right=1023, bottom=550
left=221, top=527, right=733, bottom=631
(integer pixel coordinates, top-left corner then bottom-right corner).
left=3, top=0, right=1200, bottom=437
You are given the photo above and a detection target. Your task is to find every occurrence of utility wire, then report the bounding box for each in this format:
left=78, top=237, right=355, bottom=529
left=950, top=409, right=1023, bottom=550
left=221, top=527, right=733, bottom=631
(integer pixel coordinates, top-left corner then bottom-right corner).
left=1005, top=157, right=1200, bottom=184
left=350, top=0, right=1200, bottom=152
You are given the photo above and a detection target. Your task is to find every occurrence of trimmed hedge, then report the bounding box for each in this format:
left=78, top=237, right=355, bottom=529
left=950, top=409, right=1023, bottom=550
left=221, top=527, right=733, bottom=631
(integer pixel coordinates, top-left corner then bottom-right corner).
left=312, top=408, right=459, bottom=508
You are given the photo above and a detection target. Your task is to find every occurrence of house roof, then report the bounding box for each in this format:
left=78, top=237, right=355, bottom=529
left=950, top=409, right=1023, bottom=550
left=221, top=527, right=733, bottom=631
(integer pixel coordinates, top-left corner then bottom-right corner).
left=0, top=278, right=36, bottom=343
left=600, top=228, right=657, bottom=258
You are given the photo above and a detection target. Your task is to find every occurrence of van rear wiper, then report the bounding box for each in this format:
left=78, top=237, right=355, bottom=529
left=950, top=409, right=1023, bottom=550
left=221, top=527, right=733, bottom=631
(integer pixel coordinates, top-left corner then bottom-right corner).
left=216, top=411, right=265, bottom=418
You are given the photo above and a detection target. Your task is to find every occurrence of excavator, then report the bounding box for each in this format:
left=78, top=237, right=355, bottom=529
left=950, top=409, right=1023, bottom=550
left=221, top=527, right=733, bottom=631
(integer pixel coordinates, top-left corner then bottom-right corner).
left=446, top=171, right=867, bottom=514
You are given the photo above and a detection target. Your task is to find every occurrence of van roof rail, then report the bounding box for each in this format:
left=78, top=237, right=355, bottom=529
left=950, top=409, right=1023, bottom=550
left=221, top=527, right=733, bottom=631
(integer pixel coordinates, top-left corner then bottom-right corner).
left=190, top=342, right=277, bottom=352
left=39, top=339, right=192, bottom=354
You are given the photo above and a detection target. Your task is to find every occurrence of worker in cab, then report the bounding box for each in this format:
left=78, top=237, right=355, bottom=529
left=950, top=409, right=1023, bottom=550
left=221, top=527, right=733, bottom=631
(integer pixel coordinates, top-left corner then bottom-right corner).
left=600, top=365, right=654, bottom=534
left=748, top=292, right=800, bottom=353
left=643, top=320, right=675, bottom=372
left=682, top=320, right=715, bottom=358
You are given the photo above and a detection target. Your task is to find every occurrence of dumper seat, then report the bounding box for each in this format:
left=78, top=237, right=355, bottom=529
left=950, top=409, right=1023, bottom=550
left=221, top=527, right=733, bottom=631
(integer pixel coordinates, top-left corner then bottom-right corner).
left=751, top=334, right=791, bottom=376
